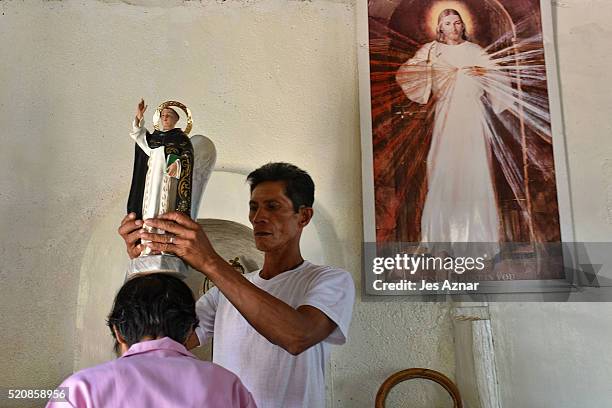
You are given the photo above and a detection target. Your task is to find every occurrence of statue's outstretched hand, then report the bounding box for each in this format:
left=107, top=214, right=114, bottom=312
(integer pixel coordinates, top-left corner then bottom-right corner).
left=118, top=212, right=144, bottom=259
left=140, top=212, right=220, bottom=274
left=135, top=98, right=148, bottom=121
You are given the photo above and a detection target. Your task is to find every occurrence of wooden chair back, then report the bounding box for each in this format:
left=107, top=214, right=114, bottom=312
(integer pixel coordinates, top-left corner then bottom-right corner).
left=375, top=368, right=462, bottom=408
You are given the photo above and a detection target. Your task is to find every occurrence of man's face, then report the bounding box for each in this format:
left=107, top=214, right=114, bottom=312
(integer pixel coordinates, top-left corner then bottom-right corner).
left=248, top=181, right=308, bottom=252
left=160, top=108, right=179, bottom=131
left=440, top=14, right=464, bottom=42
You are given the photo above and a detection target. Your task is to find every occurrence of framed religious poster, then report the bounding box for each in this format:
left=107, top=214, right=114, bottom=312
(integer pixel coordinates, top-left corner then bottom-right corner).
left=358, top=0, right=578, bottom=298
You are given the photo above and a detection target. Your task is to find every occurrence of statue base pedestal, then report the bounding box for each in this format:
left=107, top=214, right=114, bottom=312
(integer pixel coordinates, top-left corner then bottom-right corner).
left=127, top=254, right=187, bottom=278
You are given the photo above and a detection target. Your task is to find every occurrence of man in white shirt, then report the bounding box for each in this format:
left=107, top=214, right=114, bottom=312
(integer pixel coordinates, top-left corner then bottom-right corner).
left=119, top=162, right=355, bottom=408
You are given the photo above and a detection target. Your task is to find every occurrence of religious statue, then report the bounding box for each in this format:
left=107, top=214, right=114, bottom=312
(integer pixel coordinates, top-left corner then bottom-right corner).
left=126, top=99, right=217, bottom=273
left=128, top=99, right=194, bottom=220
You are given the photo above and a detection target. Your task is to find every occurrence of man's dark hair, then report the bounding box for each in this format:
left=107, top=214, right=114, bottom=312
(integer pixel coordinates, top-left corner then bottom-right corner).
left=107, top=273, right=198, bottom=351
left=247, top=162, right=315, bottom=212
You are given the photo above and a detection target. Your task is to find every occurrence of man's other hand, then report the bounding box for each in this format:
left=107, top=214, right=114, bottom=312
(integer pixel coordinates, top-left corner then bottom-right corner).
left=118, top=212, right=144, bottom=259
left=184, top=331, right=201, bottom=350
left=140, top=212, right=220, bottom=273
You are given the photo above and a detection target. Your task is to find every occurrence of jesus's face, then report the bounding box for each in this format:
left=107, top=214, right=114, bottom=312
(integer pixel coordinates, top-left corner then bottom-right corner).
left=439, top=14, right=465, bottom=44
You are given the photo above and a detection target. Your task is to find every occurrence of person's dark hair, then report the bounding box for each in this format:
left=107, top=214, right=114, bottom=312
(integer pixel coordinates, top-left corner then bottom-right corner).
left=107, top=273, right=198, bottom=352
left=246, top=162, right=315, bottom=212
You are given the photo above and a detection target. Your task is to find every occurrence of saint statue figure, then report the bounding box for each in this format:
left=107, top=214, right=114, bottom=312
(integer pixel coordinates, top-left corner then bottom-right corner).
left=396, top=9, right=509, bottom=256
left=127, top=99, right=193, bottom=221
left=125, top=99, right=216, bottom=274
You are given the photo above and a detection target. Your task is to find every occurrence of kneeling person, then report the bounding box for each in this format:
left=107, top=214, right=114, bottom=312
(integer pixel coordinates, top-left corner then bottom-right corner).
left=47, top=273, right=256, bottom=408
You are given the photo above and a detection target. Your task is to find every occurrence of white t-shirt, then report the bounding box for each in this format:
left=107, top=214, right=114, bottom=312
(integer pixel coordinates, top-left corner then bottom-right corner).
left=195, top=261, right=355, bottom=408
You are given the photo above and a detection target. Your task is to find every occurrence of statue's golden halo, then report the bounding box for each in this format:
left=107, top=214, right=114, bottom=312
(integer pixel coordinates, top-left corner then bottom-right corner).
left=426, top=1, right=475, bottom=40
left=153, top=100, right=193, bottom=135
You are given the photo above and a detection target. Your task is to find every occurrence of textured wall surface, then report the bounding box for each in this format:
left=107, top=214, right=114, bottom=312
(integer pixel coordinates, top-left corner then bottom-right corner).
left=1, top=0, right=610, bottom=407
left=0, top=1, right=452, bottom=407
left=489, top=1, right=612, bottom=407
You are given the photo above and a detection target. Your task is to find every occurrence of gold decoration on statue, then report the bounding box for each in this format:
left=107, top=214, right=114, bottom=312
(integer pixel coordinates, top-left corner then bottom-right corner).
left=153, top=100, right=193, bottom=135
left=201, top=257, right=246, bottom=294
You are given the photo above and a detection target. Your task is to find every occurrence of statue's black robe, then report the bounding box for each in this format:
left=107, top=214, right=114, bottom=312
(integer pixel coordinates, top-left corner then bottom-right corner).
left=127, top=128, right=194, bottom=219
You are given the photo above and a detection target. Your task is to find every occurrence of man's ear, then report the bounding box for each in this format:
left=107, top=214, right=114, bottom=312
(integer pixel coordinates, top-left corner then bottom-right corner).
left=112, top=326, right=131, bottom=356
left=112, top=325, right=127, bottom=346
left=299, top=207, right=314, bottom=227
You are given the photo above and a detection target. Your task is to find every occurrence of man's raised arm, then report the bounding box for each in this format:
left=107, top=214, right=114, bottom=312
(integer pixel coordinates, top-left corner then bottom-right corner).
left=139, top=212, right=339, bottom=355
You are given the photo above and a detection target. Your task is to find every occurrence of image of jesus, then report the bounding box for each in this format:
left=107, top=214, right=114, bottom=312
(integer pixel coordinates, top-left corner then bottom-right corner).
left=396, top=8, right=510, bottom=253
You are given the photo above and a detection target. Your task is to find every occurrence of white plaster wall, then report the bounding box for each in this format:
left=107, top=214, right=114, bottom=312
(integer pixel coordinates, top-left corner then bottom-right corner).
left=488, top=1, right=612, bottom=408
left=4, top=1, right=610, bottom=408
left=0, top=1, right=453, bottom=407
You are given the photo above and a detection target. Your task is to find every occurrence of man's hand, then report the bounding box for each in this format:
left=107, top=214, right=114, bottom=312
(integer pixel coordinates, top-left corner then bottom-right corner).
left=140, top=212, right=221, bottom=273
left=118, top=212, right=144, bottom=259
left=143, top=212, right=339, bottom=356
left=135, top=98, right=148, bottom=121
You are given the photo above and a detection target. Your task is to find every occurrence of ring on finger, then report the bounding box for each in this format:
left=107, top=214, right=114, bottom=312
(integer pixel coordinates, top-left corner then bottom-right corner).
left=169, top=236, right=174, bottom=244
